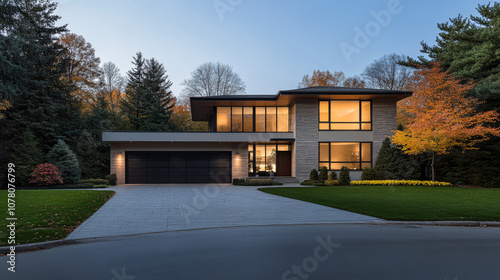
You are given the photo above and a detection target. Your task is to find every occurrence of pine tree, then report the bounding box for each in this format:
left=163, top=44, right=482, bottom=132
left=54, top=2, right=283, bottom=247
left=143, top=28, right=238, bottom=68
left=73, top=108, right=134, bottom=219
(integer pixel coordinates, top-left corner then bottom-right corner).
left=374, top=138, right=400, bottom=179
left=47, top=139, right=81, bottom=184
left=11, top=130, right=44, bottom=186
left=5, top=0, right=82, bottom=151
left=122, top=52, right=147, bottom=130
left=122, top=53, right=175, bottom=131
left=142, top=58, right=174, bottom=131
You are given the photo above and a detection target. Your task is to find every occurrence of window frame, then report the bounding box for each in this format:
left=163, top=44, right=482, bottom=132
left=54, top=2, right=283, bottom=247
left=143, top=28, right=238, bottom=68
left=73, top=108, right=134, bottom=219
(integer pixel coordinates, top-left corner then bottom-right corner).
left=318, top=142, right=372, bottom=171
left=216, top=106, right=289, bottom=132
left=318, top=100, right=372, bottom=131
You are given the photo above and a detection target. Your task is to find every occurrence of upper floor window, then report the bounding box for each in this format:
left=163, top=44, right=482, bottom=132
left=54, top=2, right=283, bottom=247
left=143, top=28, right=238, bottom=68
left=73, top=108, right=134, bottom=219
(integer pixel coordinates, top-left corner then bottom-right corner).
left=216, top=106, right=289, bottom=132
left=319, top=100, right=371, bottom=130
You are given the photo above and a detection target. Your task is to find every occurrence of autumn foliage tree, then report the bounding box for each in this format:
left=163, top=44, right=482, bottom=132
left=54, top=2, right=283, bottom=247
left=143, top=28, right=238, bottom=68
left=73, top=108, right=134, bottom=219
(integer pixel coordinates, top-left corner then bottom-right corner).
left=59, top=33, right=102, bottom=112
left=392, top=63, right=500, bottom=181
left=298, top=70, right=345, bottom=88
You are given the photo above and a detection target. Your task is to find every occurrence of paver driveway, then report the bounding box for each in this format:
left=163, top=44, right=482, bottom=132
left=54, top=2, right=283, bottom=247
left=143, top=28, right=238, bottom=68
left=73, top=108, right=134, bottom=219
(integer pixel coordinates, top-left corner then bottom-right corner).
left=67, top=184, right=382, bottom=239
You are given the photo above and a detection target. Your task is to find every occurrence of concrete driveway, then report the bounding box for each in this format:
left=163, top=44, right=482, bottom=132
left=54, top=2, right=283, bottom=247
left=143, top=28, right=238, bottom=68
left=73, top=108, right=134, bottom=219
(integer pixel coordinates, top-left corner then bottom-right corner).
left=67, top=184, right=381, bottom=240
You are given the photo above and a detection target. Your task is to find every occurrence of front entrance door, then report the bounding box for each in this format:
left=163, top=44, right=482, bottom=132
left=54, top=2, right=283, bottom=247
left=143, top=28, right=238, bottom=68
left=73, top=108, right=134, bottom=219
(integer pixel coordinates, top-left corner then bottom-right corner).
left=276, top=151, right=291, bottom=176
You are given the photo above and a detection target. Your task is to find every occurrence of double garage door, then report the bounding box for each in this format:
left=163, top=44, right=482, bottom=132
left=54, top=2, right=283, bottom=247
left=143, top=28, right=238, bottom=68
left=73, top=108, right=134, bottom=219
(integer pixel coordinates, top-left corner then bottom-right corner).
left=126, top=151, right=232, bottom=184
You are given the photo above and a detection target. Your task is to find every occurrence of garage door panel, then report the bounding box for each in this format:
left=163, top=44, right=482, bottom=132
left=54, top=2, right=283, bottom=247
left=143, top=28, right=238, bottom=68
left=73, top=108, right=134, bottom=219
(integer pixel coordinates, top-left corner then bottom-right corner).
left=187, top=167, right=209, bottom=176
left=126, top=151, right=231, bottom=184
left=170, top=160, right=186, bottom=168
left=169, top=168, right=186, bottom=176
left=187, top=159, right=209, bottom=168
left=148, top=161, right=169, bottom=168
left=148, top=168, right=169, bottom=176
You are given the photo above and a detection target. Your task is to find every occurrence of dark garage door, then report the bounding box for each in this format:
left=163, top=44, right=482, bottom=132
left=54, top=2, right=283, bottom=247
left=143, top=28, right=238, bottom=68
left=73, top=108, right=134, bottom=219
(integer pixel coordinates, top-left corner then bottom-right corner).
left=125, top=151, right=232, bottom=184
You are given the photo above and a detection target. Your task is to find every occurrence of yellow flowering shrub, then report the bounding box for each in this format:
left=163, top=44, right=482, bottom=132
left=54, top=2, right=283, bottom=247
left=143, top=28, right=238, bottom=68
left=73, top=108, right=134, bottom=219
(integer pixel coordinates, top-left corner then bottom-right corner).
left=350, top=180, right=452, bottom=187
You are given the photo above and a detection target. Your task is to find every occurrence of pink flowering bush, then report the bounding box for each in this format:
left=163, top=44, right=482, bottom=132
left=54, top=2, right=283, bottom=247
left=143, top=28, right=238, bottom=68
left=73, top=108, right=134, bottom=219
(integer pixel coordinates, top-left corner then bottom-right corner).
left=29, top=163, right=64, bottom=186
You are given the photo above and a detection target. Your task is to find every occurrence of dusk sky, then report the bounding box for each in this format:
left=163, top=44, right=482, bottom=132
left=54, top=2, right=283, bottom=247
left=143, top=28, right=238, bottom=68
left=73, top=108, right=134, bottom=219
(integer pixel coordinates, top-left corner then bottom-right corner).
left=56, top=0, right=489, bottom=97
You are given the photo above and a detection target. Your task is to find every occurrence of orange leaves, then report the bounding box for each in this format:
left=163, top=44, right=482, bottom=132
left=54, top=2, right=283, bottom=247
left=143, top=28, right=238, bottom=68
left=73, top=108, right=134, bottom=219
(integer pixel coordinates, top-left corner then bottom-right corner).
left=299, top=70, right=346, bottom=88
left=393, top=62, right=500, bottom=155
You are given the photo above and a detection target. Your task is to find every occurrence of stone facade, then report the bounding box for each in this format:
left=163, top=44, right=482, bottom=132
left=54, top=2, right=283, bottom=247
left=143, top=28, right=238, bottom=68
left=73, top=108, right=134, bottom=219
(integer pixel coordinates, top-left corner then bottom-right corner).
left=293, top=99, right=319, bottom=182
left=372, top=98, right=399, bottom=163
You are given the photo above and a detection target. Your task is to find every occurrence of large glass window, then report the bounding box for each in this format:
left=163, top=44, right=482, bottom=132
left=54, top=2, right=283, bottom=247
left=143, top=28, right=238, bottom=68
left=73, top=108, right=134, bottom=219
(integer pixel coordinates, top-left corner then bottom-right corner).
left=244, top=107, right=253, bottom=132
left=266, top=107, right=277, bottom=132
left=248, top=144, right=291, bottom=175
left=216, top=107, right=231, bottom=132
left=232, top=107, right=243, bottom=132
left=256, top=107, right=266, bottom=132
left=216, top=106, right=289, bottom=132
left=319, top=142, right=372, bottom=170
left=277, top=107, right=289, bottom=132
left=319, top=100, right=371, bottom=131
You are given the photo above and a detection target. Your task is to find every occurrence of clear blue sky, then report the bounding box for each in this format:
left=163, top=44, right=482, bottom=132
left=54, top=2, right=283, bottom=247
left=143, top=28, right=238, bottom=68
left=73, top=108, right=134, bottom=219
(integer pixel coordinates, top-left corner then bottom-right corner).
left=56, top=0, right=490, bottom=97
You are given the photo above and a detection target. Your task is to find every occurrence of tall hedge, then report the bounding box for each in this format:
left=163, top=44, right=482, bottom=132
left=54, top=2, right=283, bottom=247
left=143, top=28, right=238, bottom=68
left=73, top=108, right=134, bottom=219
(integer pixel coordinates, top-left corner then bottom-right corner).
left=47, top=139, right=81, bottom=184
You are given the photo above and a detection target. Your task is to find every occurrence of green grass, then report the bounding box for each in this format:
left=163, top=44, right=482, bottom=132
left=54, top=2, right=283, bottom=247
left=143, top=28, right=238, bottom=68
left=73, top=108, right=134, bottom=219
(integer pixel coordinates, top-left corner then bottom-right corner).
left=259, top=185, right=500, bottom=221
left=0, top=190, right=114, bottom=245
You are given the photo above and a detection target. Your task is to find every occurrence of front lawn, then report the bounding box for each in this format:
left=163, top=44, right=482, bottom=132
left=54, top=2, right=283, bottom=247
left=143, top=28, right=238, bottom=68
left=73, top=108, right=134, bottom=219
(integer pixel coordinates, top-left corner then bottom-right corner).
left=259, top=186, right=500, bottom=221
left=0, top=190, right=114, bottom=245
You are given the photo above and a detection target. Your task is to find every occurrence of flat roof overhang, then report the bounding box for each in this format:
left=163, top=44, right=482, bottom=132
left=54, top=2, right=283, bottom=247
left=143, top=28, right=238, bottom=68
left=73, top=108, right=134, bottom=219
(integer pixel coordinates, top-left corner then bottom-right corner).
left=190, top=87, right=412, bottom=121
left=102, top=131, right=295, bottom=143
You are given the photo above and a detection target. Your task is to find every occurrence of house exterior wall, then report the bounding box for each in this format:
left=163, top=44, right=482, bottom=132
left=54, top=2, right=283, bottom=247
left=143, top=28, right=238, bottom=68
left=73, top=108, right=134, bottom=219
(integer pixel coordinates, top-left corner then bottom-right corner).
left=293, top=99, right=319, bottom=182
left=372, top=98, right=398, bottom=163
left=109, top=142, right=248, bottom=185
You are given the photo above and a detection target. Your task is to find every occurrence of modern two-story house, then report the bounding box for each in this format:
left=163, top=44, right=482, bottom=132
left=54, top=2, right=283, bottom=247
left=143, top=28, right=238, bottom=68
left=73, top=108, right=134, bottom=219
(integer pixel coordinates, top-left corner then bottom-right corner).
left=103, top=86, right=411, bottom=185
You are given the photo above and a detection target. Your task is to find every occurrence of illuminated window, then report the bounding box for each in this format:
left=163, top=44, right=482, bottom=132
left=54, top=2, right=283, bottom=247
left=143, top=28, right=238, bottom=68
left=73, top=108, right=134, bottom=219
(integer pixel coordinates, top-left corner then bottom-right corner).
left=277, top=107, right=289, bottom=132
left=249, top=144, right=291, bottom=175
left=255, top=107, right=266, bottom=132
left=319, top=142, right=372, bottom=170
left=318, top=100, right=371, bottom=131
left=232, top=107, right=242, bottom=132
left=244, top=107, right=253, bottom=132
left=217, top=106, right=289, bottom=132
left=217, top=107, right=231, bottom=132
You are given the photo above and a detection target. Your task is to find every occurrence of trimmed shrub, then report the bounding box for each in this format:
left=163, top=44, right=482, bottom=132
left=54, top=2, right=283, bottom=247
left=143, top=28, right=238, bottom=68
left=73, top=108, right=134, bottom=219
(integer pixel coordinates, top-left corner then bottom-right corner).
left=234, top=178, right=283, bottom=186
left=81, top=179, right=110, bottom=185
left=93, top=184, right=108, bottom=188
left=233, top=178, right=245, bottom=185
left=310, top=169, right=319, bottom=181
left=29, top=163, right=63, bottom=186
left=350, top=180, right=452, bottom=187
left=362, top=168, right=376, bottom=180
left=47, top=139, right=81, bottom=184
left=50, top=183, right=95, bottom=189
left=325, top=180, right=339, bottom=186
left=300, top=180, right=327, bottom=186
left=105, top=174, right=117, bottom=186
left=339, top=166, right=351, bottom=185
left=328, top=171, right=338, bottom=181
left=318, top=166, right=329, bottom=182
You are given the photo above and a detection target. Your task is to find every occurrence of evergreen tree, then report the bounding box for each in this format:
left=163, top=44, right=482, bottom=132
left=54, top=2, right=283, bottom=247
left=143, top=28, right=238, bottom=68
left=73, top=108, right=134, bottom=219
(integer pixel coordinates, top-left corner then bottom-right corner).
left=122, top=52, right=147, bottom=130
left=47, top=139, right=81, bottom=184
left=318, top=166, right=328, bottom=182
left=122, top=53, right=174, bottom=131
left=142, top=58, right=174, bottom=131
left=10, top=129, right=44, bottom=186
left=374, top=137, right=420, bottom=180
left=4, top=0, right=82, bottom=151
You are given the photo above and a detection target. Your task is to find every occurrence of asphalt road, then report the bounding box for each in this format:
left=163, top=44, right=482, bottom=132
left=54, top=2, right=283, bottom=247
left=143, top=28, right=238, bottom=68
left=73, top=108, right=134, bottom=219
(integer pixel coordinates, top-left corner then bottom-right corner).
left=1, top=224, right=499, bottom=280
